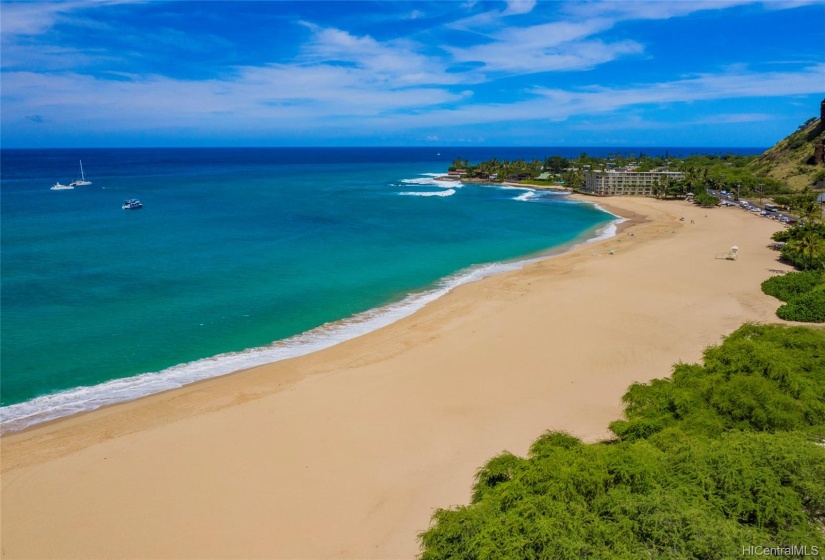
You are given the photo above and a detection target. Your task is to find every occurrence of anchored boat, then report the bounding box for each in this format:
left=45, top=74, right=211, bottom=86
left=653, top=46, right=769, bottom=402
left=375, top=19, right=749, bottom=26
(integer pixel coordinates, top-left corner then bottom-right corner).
left=69, top=160, right=92, bottom=187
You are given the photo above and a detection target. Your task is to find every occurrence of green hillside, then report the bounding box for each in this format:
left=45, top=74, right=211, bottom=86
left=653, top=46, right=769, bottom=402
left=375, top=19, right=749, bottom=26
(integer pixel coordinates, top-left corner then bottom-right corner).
left=750, top=101, right=825, bottom=190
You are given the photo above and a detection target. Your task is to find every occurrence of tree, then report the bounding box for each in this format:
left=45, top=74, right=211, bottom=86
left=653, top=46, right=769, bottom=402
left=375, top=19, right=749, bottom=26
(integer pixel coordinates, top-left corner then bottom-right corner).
left=694, top=193, right=720, bottom=207
left=449, top=157, right=468, bottom=171
left=795, top=195, right=822, bottom=225
left=781, top=230, right=825, bottom=270
left=545, top=156, right=568, bottom=174
left=652, top=178, right=667, bottom=199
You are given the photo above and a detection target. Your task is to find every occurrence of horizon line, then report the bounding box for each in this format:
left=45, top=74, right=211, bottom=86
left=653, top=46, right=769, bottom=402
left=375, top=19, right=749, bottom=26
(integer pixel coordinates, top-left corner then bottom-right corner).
left=1, top=145, right=770, bottom=151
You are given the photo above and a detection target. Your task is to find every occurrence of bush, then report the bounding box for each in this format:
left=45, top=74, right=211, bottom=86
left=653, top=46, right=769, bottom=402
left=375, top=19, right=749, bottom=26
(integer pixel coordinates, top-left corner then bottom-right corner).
left=772, top=224, right=825, bottom=249
left=772, top=229, right=791, bottom=242
left=777, top=288, right=825, bottom=322
left=611, top=324, right=825, bottom=440
left=419, top=326, right=825, bottom=558
left=420, top=431, right=825, bottom=560
left=762, top=270, right=824, bottom=302
left=780, top=240, right=825, bottom=270
left=763, top=270, right=825, bottom=322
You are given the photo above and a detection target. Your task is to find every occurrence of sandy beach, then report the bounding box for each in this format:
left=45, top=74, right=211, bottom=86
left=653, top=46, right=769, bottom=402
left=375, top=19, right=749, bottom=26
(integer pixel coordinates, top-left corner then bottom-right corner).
left=1, top=195, right=792, bottom=559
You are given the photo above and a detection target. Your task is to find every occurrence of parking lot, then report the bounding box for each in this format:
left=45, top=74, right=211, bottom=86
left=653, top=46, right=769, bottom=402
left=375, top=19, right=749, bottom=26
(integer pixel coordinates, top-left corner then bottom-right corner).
left=707, top=189, right=796, bottom=224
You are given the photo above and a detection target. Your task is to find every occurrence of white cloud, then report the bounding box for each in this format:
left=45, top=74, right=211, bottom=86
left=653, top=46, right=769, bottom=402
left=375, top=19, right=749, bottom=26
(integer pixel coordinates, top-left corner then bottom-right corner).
left=3, top=61, right=821, bottom=144
left=1, top=0, right=821, bottom=146
left=446, top=16, right=642, bottom=74
left=299, top=24, right=468, bottom=86
left=562, top=0, right=753, bottom=21
left=342, top=64, right=825, bottom=132
left=502, top=1, right=537, bottom=16
left=0, top=0, right=143, bottom=36
left=0, top=2, right=77, bottom=36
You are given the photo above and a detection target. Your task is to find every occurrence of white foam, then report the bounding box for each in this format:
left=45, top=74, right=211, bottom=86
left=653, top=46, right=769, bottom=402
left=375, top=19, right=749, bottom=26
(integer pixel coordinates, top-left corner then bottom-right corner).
left=399, top=189, right=456, bottom=197
left=400, top=175, right=462, bottom=188
left=0, top=258, right=531, bottom=434
left=514, top=191, right=536, bottom=202
left=574, top=202, right=626, bottom=243
left=586, top=221, right=620, bottom=243
left=0, top=204, right=622, bottom=434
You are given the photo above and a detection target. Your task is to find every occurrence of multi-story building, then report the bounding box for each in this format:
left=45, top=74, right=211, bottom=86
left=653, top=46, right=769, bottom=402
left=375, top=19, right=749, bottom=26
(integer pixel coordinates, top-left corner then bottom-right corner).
left=583, top=170, right=685, bottom=196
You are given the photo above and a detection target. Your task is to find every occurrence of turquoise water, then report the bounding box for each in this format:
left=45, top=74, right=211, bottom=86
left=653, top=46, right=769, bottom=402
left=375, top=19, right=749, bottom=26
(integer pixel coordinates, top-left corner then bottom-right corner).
left=1, top=147, right=640, bottom=430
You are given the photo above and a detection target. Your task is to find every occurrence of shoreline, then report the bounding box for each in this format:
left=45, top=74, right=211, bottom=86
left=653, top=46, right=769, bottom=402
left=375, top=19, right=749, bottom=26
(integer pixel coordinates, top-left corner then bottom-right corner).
left=0, top=190, right=618, bottom=435
left=1, top=195, right=792, bottom=559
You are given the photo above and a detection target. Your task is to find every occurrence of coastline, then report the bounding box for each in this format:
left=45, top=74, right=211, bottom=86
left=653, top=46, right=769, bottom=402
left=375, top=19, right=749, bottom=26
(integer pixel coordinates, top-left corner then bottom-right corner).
left=0, top=191, right=616, bottom=435
left=1, top=195, right=792, bottom=559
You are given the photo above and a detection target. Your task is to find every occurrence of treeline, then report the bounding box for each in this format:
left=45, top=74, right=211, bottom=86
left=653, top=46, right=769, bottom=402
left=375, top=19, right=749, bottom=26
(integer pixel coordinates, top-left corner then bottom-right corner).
left=449, top=152, right=800, bottom=195
left=419, top=324, right=825, bottom=558
left=763, top=193, right=825, bottom=321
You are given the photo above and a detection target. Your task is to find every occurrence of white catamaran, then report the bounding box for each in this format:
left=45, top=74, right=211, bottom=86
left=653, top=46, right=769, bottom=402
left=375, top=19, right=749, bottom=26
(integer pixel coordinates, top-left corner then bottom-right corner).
left=69, top=160, right=92, bottom=187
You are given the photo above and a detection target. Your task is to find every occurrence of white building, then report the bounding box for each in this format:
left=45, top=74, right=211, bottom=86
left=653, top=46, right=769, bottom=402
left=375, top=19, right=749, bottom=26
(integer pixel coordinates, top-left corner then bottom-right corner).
left=583, top=170, right=685, bottom=196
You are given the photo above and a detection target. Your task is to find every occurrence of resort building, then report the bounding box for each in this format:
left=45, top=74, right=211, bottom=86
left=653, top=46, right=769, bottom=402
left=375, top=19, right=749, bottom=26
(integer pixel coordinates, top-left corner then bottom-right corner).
left=583, top=170, right=685, bottom=196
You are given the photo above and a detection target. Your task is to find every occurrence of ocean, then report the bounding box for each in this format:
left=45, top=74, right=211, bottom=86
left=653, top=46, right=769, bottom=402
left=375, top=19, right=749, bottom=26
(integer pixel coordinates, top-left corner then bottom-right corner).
left=0, top=147, right=763, bottom=432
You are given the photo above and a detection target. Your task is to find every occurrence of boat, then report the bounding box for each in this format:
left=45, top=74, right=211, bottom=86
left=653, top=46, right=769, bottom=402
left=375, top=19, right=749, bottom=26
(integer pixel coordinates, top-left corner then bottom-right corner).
left=122, top=199, right=143, bottom=210
left=50, top=182, right=74, bottom=190
left=69, top=160, right=92, bottom=187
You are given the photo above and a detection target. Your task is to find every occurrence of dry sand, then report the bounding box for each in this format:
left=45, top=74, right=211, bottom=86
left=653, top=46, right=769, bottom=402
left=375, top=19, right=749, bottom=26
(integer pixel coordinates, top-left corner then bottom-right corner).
left=1, top=195, right=792, bottom=559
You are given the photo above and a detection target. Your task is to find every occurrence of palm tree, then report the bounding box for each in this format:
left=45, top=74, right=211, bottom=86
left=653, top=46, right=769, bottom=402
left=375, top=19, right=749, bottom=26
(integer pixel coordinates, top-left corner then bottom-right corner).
left=792, top=231, right=825, bottom=269
left=788, top=188, right=820, bottom=225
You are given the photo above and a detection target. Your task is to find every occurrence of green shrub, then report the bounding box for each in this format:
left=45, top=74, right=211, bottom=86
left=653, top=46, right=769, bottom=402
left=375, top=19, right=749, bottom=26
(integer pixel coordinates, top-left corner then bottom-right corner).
left=780, top=241, right=825, bottom=270
left=611, top=324, right=825, bottom=440
left=762, top=270, right=824, bottom=302
left=419, top=325, right=825, bottom=558
left=772, top=229, right=791, bottom=242
left=763, top=270, right=825, bottom=322
left=421, top=431, right=825, bottom=560
left=777, top=288, right=825, bottom=322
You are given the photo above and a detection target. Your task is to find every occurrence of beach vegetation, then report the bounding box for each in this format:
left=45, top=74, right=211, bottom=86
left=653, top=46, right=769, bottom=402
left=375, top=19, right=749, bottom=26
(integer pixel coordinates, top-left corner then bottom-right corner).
left=419, top=324, right=825, bottom=559
left=449, top=158, right=470, bottom=171
left=776, top=289, right=825, bottom=323
left=772, top=198, right=825, bottom=271
left=780, top=230, right=825, bottom=270
left=762, top=270, right=825, bottom=322
left=544, top=156, right=569, bottom=174
left=693, top=192, right=719, bottom=207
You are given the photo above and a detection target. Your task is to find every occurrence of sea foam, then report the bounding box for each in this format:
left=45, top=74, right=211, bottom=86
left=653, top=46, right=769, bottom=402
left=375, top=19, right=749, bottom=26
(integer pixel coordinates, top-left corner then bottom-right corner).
left=400, top=175, right=462, bottom=188
left=399, top=189, right=456, bottom=197
left=0, top=257, right=540, bottom=433
left=0, top=198, right=621, bottom=434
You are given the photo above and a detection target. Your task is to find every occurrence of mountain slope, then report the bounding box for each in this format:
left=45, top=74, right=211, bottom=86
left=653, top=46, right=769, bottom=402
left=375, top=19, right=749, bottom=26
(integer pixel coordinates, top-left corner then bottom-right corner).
left=750, top=100, right=825, bottom=190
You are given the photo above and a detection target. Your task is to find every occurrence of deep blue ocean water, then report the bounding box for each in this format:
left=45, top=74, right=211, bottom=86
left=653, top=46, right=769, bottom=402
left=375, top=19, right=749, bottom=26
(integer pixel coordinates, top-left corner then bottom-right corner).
left=0, top=147, right=763, bottom=431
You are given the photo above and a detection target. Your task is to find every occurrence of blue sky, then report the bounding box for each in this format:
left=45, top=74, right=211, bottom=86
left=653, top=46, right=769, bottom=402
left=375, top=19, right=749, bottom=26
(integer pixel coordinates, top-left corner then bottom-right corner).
left=1, top=0, right=823, bottom=148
